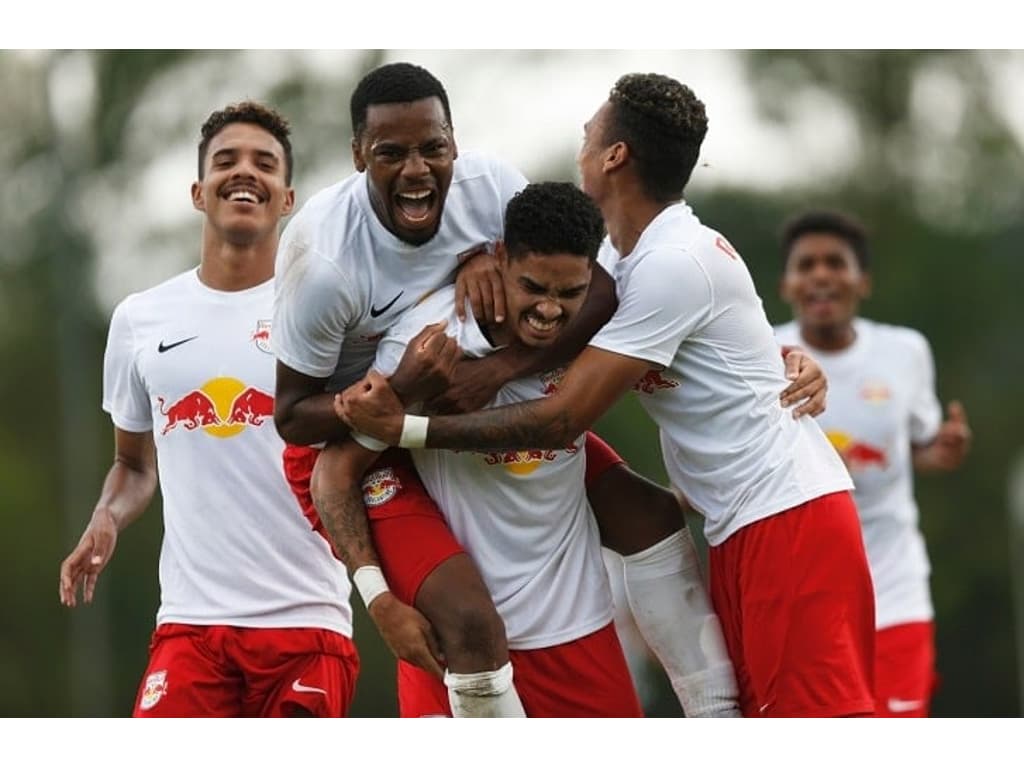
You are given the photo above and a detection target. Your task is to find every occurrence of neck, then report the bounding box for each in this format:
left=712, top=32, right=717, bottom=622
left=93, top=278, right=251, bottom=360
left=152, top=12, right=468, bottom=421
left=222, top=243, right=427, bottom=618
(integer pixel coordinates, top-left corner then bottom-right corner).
left=197, top=227, right=276, bottom=291
left=799, top=321, right=857, bottom=352
left=602, top=190, right=675, bottom=258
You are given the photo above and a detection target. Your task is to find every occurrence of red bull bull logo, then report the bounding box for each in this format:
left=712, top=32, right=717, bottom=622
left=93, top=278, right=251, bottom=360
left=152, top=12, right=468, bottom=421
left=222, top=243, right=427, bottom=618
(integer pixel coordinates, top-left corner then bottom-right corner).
left=362, top=468, right=401, bottom=506
left=859, top=381, right=892, bottom=403
left=139, top=669, right=168, bottom=711
left=251, top=319, right=272, bottom=354
left=633, top=369, right=680, bottom=394
left=158, top=377, right=274, bottom=438
left=826, top=431, right=888, bottom=470
left=539, top=367, right=566, bottom=396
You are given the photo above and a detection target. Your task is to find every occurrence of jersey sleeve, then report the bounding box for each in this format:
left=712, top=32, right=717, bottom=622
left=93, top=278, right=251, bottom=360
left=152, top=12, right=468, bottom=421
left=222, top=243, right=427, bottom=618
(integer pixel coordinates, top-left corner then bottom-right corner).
left=102, top=299, right=152, bottom=433
left=907, top=330, right=943, bottom=445
left=273, top=225, right=358, bottom=379
left=589, top=246, right=712, bottom=368
left=496, top=158, right=529, bottom=206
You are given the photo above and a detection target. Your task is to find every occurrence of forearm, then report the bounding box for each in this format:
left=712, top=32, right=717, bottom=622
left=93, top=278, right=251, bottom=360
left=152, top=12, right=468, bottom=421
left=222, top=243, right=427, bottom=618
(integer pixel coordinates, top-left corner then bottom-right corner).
left=310, top=443, right=382, bottom=575
left=93, top=459, right=157, bottom=532
left=276, top=391, right=354, bottom=446
left=427, top=397, right=581, bottom=451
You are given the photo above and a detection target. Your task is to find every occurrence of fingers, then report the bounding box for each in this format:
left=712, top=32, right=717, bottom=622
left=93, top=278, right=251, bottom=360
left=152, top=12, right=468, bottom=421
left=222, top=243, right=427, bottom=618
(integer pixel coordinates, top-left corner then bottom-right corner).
left=792, top=389, right=826, bottom=419
left=417, top=628, right=446, bottom=681
left=947, top=400, right=968, bottom=426
left=783, top=349, right=802, bottom=381
left=489, top=271, right=506, bottom=324
left=454, top=280, right=468, bottom=322
left=469, top=281, right=494, bottom=326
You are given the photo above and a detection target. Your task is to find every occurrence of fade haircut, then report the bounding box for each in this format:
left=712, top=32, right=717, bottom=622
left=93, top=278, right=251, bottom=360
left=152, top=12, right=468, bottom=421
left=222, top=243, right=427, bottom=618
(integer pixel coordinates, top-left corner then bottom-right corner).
left=504, top=182, right=605, bottom=263
left=781, top=210, right=871, bottom=271
left=198, top=101, right=293, bottom=184
left=350, top=62, right=452, bottom=139
left=605, top=73, right=708, bottom=203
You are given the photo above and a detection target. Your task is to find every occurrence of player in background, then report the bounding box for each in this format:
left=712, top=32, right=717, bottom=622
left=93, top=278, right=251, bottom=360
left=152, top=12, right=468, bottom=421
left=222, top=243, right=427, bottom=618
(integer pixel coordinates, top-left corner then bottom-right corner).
left=58, top=102, right=359, bottom=717
left=336, top=72, right=877, bottom=718
left=774, top=209, right=972, bottom=717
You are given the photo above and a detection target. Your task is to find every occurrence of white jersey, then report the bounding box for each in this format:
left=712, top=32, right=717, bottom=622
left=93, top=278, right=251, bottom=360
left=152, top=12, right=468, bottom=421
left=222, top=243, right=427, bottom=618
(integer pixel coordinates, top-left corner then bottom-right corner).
left=273, top=151, right=528, bottom=392
left=774, top=318, right=942, bottom=628
left=103, top=268, right=352, bottom=634
left=591, top=203, right=852, bottom=546
left=372, top=288, right=614, bottom=650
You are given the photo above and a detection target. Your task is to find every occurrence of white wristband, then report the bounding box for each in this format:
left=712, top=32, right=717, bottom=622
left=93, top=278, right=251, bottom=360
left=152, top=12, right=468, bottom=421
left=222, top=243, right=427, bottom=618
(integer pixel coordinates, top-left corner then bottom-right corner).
left=352, top=565, right=390, bottom=608
left=398, top=414, right=430, bottom=449
left=351, top=430, right=389, bottom=453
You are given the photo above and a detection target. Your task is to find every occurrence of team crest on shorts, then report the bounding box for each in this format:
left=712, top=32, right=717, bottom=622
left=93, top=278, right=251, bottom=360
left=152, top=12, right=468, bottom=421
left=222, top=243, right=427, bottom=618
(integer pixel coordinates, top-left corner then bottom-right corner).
left=362, top=468, right=401, bottom=507
left=140, top=669, right=168, bottom=710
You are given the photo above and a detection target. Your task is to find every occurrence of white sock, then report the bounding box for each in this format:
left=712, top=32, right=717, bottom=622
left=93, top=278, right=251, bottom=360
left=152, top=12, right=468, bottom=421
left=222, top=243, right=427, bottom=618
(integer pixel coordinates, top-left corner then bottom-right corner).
left=623, top=529, right=741, bottom=717
left=444, top=661, right=527, bottom=717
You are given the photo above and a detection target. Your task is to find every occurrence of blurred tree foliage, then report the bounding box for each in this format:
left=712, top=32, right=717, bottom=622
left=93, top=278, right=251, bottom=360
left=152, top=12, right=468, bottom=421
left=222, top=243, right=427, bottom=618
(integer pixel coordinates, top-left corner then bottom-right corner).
left=0, top=49, right=1020, bottom=717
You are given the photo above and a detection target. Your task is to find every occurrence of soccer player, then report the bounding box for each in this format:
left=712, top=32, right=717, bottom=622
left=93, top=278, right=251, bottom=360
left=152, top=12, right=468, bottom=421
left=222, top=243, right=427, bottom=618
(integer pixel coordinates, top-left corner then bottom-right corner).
left=58, top=102, right=359, bottom=716
left=336, top=72, right=878, bottom=718
left=331, top=181, right=649, bottom=715
left=774, top=209, right=972, bottom=717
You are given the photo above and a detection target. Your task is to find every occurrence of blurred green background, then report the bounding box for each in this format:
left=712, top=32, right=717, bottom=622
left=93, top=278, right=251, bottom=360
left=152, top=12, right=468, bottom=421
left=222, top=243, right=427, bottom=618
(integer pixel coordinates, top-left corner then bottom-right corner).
left=2, top=49, right=1021, bottom=717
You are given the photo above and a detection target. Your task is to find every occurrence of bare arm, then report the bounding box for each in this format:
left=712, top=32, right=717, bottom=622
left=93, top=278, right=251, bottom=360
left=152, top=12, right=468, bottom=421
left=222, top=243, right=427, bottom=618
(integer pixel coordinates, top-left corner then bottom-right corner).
left=339, top=345, right=653, bottom=451
left=59, top=428, right=158, bottom=607
left=426, top=266, right=618, bottom=414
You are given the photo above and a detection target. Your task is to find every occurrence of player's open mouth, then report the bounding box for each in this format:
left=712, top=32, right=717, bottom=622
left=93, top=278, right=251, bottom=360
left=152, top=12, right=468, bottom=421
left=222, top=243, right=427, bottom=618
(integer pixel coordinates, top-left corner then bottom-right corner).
left=394, top=189, right=436, bottom=225
left=222, top=187, right=266, bottom=205
left=525, top=315, right=560, bottom=334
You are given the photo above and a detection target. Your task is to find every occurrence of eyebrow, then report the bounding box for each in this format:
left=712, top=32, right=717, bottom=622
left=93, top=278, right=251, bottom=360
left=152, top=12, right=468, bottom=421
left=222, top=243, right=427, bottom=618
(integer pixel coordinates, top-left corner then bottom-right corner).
left=211, top=148, right=280, bottom=162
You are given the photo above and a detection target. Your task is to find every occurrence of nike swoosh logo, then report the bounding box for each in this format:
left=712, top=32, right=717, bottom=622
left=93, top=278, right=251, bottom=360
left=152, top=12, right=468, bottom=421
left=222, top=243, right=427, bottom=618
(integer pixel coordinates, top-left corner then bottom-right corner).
left=157, top=336, right=198, bottom=353
left=369, top=291, right=404, bottom=319
left=886, top=697, right=923, bottom=713
left=291, top=678, right=328, bottom=696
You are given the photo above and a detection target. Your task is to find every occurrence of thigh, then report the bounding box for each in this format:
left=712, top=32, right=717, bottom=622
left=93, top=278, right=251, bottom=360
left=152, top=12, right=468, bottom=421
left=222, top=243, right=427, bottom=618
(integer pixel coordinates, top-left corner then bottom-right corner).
left=362, top=450, right=464, bottom=606
left=133, top=624, right=243, bottom=717
left=874, top=621, right=936, bottom=717
left=234, top=627, right=361, bottom=718
left=711, top=492, right=876, bottom=718
left=510, top=623, right=644, bottom=717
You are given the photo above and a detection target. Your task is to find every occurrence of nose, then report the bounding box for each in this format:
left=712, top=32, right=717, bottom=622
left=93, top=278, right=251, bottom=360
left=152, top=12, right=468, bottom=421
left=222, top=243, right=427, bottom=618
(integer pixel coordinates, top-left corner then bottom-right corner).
left=401, top=149, right=430, bottom=179
left=533, top=300, right=562, bottom=321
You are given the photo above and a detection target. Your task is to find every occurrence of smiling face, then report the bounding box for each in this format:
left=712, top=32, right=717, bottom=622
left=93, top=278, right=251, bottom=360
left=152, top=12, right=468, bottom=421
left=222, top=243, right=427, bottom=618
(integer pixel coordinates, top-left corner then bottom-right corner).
left=780, top=231, right=871, bottom=345
left=191, top=122, right=294, bottom=246
left=352, top=96, right=457, bottom=246
left=499, top=249, right=593, bottom=348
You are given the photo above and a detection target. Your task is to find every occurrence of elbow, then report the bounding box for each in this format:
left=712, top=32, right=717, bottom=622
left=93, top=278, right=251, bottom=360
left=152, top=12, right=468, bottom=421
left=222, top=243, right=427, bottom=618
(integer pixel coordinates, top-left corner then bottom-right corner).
left=274, top=401, right=300, bottom=445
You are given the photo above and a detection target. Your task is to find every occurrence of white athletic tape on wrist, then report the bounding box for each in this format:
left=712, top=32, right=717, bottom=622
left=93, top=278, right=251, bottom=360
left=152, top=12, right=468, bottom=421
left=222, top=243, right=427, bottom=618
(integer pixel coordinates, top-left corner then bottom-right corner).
left=398, top=415, right=430, bottom=449
left=352, top=565, right=390, bottom=608
left=351, top=430, right=389, bottom=452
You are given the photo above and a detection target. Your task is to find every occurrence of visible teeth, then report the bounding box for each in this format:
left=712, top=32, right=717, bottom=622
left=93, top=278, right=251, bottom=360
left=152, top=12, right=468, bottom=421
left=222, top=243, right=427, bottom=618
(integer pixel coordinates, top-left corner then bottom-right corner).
left=228, top=190, right=259, bottom=203
left=398, top=190, right=431, bottom=200
left=526, top=316, right=557, bottom=331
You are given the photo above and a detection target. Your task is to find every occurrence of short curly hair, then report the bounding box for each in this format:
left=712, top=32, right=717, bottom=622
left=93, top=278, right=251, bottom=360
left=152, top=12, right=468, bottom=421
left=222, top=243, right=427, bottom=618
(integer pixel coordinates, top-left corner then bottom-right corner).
left=781, top=209, right=871, bottom=271
left=350, top=62, right=452, bottom=139
left=504, top=182, right=605, bottom=262
left=605, top=73, right=708, bottom=202
left=198, top=101, right=293, bottom=184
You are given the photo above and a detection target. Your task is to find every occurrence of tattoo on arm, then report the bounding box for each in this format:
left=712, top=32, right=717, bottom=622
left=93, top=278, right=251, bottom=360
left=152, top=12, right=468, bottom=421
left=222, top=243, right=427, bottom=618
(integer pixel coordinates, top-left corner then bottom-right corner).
left=429, top=400, right=575, bottom=451
left=311, top=485, right=379, bottom=574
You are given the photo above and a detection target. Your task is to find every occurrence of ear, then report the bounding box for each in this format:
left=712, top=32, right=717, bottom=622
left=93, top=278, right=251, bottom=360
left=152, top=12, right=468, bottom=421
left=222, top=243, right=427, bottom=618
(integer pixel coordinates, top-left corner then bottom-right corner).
left=351, top=136, right=366, bottom=172
left=281, top=186, right=296, bottom=217
left=191, top=180, right=205, bottom=212
left=858, top=272, right=873, bottom=300
left=603, top=141, right=629, bottom=173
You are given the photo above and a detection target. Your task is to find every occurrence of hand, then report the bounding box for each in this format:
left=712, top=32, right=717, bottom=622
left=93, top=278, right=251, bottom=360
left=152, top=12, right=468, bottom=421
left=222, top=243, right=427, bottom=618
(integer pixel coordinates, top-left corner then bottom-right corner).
left=779, top=345, right=827, bottom=418
left=424, top=356, right=510, bottom=414
left=389, top=321, right=462, bottom=405
left=368, top=592, right=445, bottom=680
left=455, top=246, right=506, bottom=325
left=335, top=371, right=407, bottom=445
left=59, top=509, right=118, bottom=607
left=924, top=400, right=972, bottom=471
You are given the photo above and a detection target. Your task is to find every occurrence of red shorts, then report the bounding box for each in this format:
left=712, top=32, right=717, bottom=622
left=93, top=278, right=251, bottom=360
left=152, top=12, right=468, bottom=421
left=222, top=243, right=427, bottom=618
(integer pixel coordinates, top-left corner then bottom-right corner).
left=708, top=491, right=876, bottom=717
left=874, top=620, right=937, bottom=717
left=284, top=444, right=464, bottom=606
left=132, top=623, right=359, bottom=717
left=397, top=622, right=643, bottom=717
left=284, top=433, right=620, bottom=606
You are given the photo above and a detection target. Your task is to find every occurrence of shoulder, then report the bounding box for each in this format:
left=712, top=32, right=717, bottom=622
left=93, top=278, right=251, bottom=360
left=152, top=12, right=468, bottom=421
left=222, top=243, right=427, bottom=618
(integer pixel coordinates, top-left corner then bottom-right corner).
left=861, top=318, right=932, bottom=356
left=451, top=151, right=526, bottom=189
